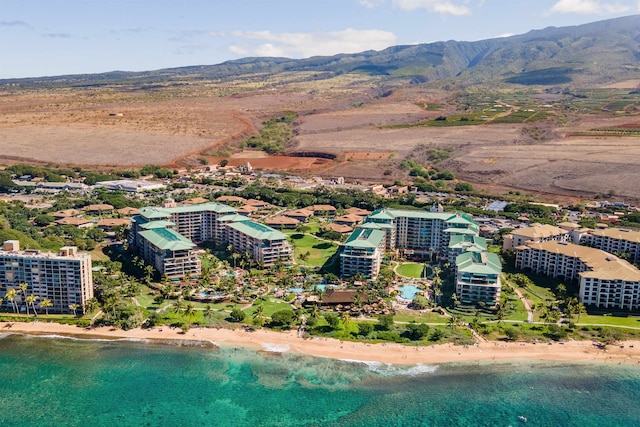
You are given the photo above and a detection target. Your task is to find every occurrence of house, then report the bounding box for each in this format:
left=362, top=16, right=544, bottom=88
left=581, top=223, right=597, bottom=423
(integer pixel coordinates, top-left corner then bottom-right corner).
left=334, top=213, right=365, bottom=226
left=117, top=207, right=139, bottom=216
left=83, top=204, right=115, bottom=214
left=283, top=208, right=314, bottom=222
left=323, top=223, right=353, bottom=234
left=264, top=215, right=300, bottom=229
left=55, top=217, right=93, bottom=229
left=215, top=195, right=247, bottom=205
left=97, top=218, right=131, bottom=231
left=51, top=209, right=82, bottom=220
left=310, top=204, right=337, bottom=216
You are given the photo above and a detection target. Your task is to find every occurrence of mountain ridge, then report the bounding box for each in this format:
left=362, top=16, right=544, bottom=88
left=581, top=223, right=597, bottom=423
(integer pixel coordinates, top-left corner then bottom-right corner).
left=3, top=14, right=640, bottom=89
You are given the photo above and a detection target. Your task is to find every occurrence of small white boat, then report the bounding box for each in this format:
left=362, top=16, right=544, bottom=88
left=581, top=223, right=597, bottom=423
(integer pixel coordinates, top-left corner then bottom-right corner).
left=518, top=415, right=527, bottom=423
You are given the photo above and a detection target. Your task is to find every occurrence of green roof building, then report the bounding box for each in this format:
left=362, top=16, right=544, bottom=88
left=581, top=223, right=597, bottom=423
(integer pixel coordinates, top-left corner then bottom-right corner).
left=137, top=228, right=200, bottom=279
left=226, top=220, right=292, bottom=267
left=455, top=251, right=502, bottom=305
left=340, top=228, right=386, bottom=279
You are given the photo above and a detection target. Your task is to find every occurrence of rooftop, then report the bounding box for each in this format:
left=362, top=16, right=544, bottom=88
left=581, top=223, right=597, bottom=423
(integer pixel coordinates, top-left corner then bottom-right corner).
left=511, top=224, right=568, bottom=240
left=138, top=228, right=196, bottom=251
left=456, top=251, right=502, bottom=275
left=587, top=227, right=640, bottom=243
left=227, top=220, right=287, bottom=241
left=344, top=228, right=385, bottom=249
left=520, top=240, right=640, bottom=282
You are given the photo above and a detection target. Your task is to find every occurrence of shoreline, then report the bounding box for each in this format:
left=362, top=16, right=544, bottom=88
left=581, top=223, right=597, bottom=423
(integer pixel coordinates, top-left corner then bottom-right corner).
left=3, top=321, right=640, bottom=366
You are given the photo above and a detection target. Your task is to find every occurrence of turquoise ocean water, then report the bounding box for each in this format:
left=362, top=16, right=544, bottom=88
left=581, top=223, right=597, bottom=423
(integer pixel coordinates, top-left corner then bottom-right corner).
left=1, top=334, right=639, bottom=427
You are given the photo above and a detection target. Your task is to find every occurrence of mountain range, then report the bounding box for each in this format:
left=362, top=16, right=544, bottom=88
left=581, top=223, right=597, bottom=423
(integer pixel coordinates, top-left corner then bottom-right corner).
left=3, top=15, right=640, bottom=89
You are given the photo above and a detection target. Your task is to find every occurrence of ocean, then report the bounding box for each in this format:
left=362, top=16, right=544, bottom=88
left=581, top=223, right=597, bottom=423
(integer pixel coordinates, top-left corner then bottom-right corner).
left=0, top=334, right=639, bottom=427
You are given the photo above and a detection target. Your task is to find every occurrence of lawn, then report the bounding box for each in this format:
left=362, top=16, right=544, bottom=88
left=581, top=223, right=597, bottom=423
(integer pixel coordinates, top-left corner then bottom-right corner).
left=288, top=233, right=338, bottom=267
left=577, top=314, right=640, bottom=329
left=244, top=298, right=293, bottom=317
left=397, top=262, right=425, bottom=278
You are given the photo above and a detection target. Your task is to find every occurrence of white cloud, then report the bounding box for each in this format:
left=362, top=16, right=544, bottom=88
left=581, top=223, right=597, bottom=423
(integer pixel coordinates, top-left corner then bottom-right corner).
left=392, top=0, right=472, bottom=15
left=228, top=28, right=397, bottom=58
left=228, top=45, right=249, bottom=56
left=359, top=0, right=384, bottom=8
left=549, top=0, right=630, bottom=14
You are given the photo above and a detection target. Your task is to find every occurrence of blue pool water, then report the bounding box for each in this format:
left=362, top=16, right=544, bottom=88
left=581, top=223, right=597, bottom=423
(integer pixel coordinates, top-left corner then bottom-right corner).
left=398, top=285, right=420, bottom=300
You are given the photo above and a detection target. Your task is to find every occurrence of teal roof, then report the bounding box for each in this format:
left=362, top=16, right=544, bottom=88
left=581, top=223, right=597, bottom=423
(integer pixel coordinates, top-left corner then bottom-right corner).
left=368, top=209, right=396, bottom=220
left=227, top=220, right=287, bottom=241
left=449, top=235, right=487, bottom=251
left=139, top=220, right=175, bottom=230
left=138, top=207, right=172, bottom=220
left=217, top=213, right=249, bottom=223
left=165, top=202, right=236, bottom=215
left=445, top=213, right=475, bottom=225
left=139, top=202, right=236, bottom=220
left=138, top=228, right=196, bottom=251
left=456, top=251, right=501, bottom=275
left=444, top=227, right=478, bottom=235
left=359, top=222, right=393, bottom=230
left=344, top=228, right=385, bottom=249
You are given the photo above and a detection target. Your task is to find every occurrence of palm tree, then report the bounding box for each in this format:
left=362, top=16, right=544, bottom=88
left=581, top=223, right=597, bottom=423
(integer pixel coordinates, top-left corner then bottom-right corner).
left=252, top=304, right=264, bottom=320
left=184, top=302, right=196, bottom=319
left=85, top=297, right=98, bottom=314
left=40, top=299, right=53, bottom=315
left=0, top=297, right=3, bottom=313
left=5, top=288, right=18, bottom=314
left=203, top=305, right=213, bottom=324
left=25, top=295, right=38, bottom=317
left=173, top=299, right=185, bottom=315
left=19, top=282, right=28, bottom=312
left=340, top=312, right=351, bottom=330
left=69, top=303, right=79, bottom=317
left=448, top=315, right=460, bottom=329
left=144, top=265, right=154, bottom=285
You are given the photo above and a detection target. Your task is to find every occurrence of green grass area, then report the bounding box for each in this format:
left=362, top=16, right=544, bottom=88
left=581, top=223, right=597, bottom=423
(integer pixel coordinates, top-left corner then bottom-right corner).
left=577, top=314, right=640, bottom=329
left=288, top=233, right=338, bottom=267
left=393, top=311, right=450, bottom=324
left=244, top=298, right=293, bottom=317
left=397, top=262, right=425, bottom=278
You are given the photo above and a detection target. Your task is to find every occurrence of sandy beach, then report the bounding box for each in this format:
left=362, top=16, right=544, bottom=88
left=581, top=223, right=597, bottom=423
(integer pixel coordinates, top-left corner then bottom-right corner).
left=3, top=321, right=640, bottom=366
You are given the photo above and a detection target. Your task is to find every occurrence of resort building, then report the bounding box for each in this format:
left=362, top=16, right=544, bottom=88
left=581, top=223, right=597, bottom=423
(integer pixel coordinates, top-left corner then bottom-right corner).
left=340, top=228, right=386, bottom=279
left=130, top=201, right=292, bottom=275
left=0, top=240, right=93, bottom=314
left=364, top=208, right=477, bottom=259
left=582, top=228, right=640, bottom=265
left=503, top=224, right=570, bottom=251
left=226, top=221, right=293, bottom=267
left=515, top=240, right=640, bottom=311
left=448, top=234, right=488, bottom=262
left=455, top=251, right=502, bottom=305
left=137, top=228, right=201, bottom=279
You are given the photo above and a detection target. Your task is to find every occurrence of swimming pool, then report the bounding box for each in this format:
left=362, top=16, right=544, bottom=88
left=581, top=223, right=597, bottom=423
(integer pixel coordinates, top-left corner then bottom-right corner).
left=397, top=285, right=420, bottom=300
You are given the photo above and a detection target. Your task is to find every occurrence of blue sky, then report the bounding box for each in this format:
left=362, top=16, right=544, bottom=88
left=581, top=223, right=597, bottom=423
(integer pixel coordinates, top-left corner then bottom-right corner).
left=1, top=0, right=639, bottom=79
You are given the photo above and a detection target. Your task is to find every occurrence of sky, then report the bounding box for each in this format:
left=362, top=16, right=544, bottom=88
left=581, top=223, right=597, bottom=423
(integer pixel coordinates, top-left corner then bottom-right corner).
left=1, top=0, right=640, bottom=79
